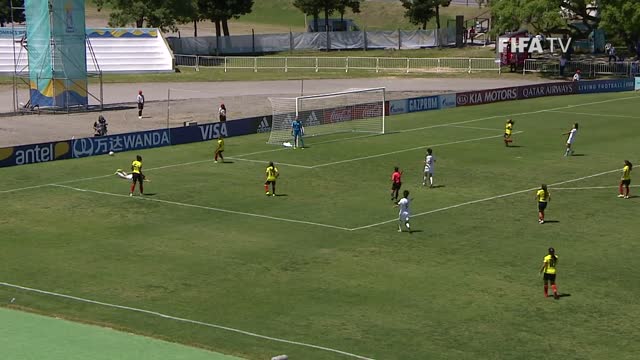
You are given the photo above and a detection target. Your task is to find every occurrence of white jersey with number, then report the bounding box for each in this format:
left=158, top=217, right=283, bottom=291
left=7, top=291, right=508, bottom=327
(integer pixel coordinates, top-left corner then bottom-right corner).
left=424, top=154, right=435, bottom=173
left=398, top=197, right=410, bottom=221
left=567, top=128, right=577, bottom=144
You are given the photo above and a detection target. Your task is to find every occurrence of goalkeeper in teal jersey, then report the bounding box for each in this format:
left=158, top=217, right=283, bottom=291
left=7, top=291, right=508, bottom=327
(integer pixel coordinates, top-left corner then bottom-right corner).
left=291, top=117, right=305, bottom=149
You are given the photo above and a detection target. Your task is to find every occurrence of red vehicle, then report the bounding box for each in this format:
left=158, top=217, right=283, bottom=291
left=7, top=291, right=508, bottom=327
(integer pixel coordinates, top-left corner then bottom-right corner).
left=498, top=30, right=531, bottom=67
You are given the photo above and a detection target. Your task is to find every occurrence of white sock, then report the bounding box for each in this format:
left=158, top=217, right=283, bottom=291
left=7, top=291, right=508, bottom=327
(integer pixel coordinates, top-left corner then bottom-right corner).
left=405, top=222, right=410, bottom=229
left=429, top=177, right=433, bottom=186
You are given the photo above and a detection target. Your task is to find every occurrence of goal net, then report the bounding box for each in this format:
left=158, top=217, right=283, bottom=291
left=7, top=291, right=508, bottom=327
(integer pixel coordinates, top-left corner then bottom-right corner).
left=267, top=87, right=385, bottom=145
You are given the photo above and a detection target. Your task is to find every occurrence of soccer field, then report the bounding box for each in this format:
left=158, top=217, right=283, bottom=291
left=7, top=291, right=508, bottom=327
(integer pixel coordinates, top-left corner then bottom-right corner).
left=2, top=91, right=639, bottom=360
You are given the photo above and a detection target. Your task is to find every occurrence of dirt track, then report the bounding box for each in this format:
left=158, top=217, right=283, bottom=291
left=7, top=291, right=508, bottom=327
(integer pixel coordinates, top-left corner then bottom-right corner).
left=0, top=77, right=552, bottom=147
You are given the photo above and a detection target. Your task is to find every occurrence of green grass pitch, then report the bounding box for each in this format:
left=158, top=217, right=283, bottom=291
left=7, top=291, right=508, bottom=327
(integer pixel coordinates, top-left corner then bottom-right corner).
left=1, top=92, right=639, bottom=360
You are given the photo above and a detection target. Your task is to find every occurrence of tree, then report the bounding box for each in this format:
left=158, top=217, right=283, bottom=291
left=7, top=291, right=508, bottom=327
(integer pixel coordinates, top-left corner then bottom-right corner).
left=490, top=0, right=568, bottom=36
left=433, top=0, right=451, bottom=30
left=177, top=0, right=204, bottom=37
left=599, top=0, right=640, bottom=56
left=95, top=0, right=193, bottom=31
left=0, top=0, right=25, bottom=27
left=198, top=0, right=254, bottom=37
left=400, top=0, right=437, bottom=30
left=560, top=0, right=600, bottom=38
left=336, top=0, right=362, bottom=22
left=293, top=0, right=321, bottom=31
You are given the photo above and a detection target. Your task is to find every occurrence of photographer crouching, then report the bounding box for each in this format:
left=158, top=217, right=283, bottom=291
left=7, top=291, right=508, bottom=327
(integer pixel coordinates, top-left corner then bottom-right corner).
left=94, top=115, right=108, bottom=137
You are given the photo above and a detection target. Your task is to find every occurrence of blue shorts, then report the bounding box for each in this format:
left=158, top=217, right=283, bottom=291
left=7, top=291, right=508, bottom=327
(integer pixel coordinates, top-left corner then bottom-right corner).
left=293, top=131, right=302, bottom=137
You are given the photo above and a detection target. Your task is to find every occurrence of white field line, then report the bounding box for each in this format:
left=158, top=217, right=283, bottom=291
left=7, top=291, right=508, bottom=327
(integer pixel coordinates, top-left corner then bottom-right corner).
left=394, top=95, right=638, bottom=134
left=227, top=157, right=313, bottom=169
left=51, top=184, right=351, bottom=231
left=0, top=282, right=374, bottom=360
left=232, top=133, right=382, bottom=158
left=310, top=132, right=524, bottom=169
left=1, top=95, right=636, bottom=195
left=551, top=185, right=640, bottom=190
left=350, top=168, right=622, bottom=231
left=544, top=110, right=640, bottom=119
left=443, top=125, right=504, bottom=132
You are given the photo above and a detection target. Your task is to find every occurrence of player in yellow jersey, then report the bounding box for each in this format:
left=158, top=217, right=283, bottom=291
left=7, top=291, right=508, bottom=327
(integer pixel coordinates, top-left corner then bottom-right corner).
left=504, top=119, right=514, bottom=146
left=535, top=184, right=550, bottom=224
left=618, top=160, right=632, bottom=199
left=264, top=161, right=279, bottom=196
left=539, top=247, right=560, bottom=299
left=214, top=136, right=225, bottom=163
left=130, top=155, right=144, bottom=196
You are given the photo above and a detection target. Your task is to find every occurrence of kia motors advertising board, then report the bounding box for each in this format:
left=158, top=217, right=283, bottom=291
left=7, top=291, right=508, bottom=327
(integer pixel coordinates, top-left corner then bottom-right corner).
left=456, top=87, right=519, bottom=106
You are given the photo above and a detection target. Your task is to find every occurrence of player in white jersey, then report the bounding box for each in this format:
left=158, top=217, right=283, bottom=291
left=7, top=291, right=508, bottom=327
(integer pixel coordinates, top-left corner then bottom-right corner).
left=395, top=190, right=411, bottom=233
left=423, top=148, right=436, bottom=188
left=563, top=123, right=578, bottom=156
left=115, top=169, right=149, bottom=182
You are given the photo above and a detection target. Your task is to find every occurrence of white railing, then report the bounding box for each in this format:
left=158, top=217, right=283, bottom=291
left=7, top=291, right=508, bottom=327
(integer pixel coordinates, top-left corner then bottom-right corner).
left=524, top=59, right=640, bottom=77
left=175, top=55, right=501, bottom=74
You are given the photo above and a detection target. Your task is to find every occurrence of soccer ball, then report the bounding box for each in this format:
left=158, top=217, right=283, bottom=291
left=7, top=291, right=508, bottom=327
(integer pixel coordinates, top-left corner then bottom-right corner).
left=108, top=151, right=114, bottom=156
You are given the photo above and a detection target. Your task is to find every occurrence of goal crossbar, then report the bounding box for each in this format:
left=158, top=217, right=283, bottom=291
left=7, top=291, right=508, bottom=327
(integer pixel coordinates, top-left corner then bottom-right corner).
left=268, top=87, right=386, bottom=145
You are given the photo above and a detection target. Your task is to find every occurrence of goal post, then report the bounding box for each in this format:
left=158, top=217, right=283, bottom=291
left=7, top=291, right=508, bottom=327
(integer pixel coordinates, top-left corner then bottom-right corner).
left=267, top=87, right=386, bottom=145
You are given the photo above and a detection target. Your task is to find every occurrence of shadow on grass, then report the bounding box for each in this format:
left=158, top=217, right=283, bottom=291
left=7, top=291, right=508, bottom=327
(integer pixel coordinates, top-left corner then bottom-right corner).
left=142, top=193, right=157, bottom=196
left=542, top=220, right=560, bottom=224
left=571, top=153, right=586, bottom=157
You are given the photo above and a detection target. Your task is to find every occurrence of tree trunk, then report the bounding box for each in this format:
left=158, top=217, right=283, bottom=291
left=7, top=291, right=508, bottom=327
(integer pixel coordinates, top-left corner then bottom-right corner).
left=222, top=18, right=230, bottom=36
left=214, top=19, right=221, bottom=38
left=193, top=20, right=198, bottom=37
left=135, top=17, right=144, bottom=28
left=313, top=12, right=319, bottom=32
left=324, top=6, right=330, bottom=31
left=422, top=21, right=426, bottom=30
left=435, top=5, right=441, bottom=29
left=340, top=11, right=344, bottom=22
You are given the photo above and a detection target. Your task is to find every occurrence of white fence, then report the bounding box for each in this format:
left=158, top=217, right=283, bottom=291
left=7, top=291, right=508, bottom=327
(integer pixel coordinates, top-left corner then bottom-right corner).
left=523, top=59, right=640, bottom=78
left=176, top=55, right=501, bottom=74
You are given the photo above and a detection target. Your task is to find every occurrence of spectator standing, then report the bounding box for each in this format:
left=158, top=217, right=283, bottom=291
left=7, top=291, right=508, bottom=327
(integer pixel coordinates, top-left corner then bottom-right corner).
left=559, top=56, right=567, bottom=76
left=137, top=90, right=145, bottom=119
left=469, top=27, right=475, bottom=44
left=608, top=44, right=617, bottom=63
left=218, top=103, right=227, bottom=122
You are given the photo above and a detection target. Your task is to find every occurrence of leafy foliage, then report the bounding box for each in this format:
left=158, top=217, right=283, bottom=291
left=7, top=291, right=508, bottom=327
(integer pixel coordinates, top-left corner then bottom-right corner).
left=0, top=0, right=25, bottom=26
left=399, top=0, right=439, bottom=30
left=599, top=0, right=640, bottom=55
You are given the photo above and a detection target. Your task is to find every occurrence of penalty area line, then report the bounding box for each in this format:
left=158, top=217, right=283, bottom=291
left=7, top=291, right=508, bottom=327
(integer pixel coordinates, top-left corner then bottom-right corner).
left=311, top=132, right=524, bottom=169
left=0, top=282, right=375, bottom=360
left=50, top=184, right=351, bottom=231
left=551, top=185, right=640, bottom=190
left=351, top=168, right=622, bottom=231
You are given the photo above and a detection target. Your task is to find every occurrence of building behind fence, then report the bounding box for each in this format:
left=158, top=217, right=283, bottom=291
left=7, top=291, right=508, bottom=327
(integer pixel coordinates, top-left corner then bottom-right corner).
left=166, top=28, right=457, bottom=55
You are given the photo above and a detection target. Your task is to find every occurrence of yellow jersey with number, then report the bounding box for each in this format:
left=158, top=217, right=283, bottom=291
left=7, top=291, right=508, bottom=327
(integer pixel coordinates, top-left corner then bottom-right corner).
left=505, top=122, right=513, bottom=135
left=266, top=166, right=278, bottom=181
left=543, top=254, right=558, bottom=274
left=622, top=165, right=631, bottom=180
left=217, top=138, right=224, bottom=151
left=131, top=160, right=142, bottom=174
left=536, top=189, right=549, bottom=202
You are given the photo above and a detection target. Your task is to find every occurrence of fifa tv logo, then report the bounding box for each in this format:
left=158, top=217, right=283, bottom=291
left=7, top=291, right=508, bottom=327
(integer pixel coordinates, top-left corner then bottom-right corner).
left=498, top=37, right=572, bottom=54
